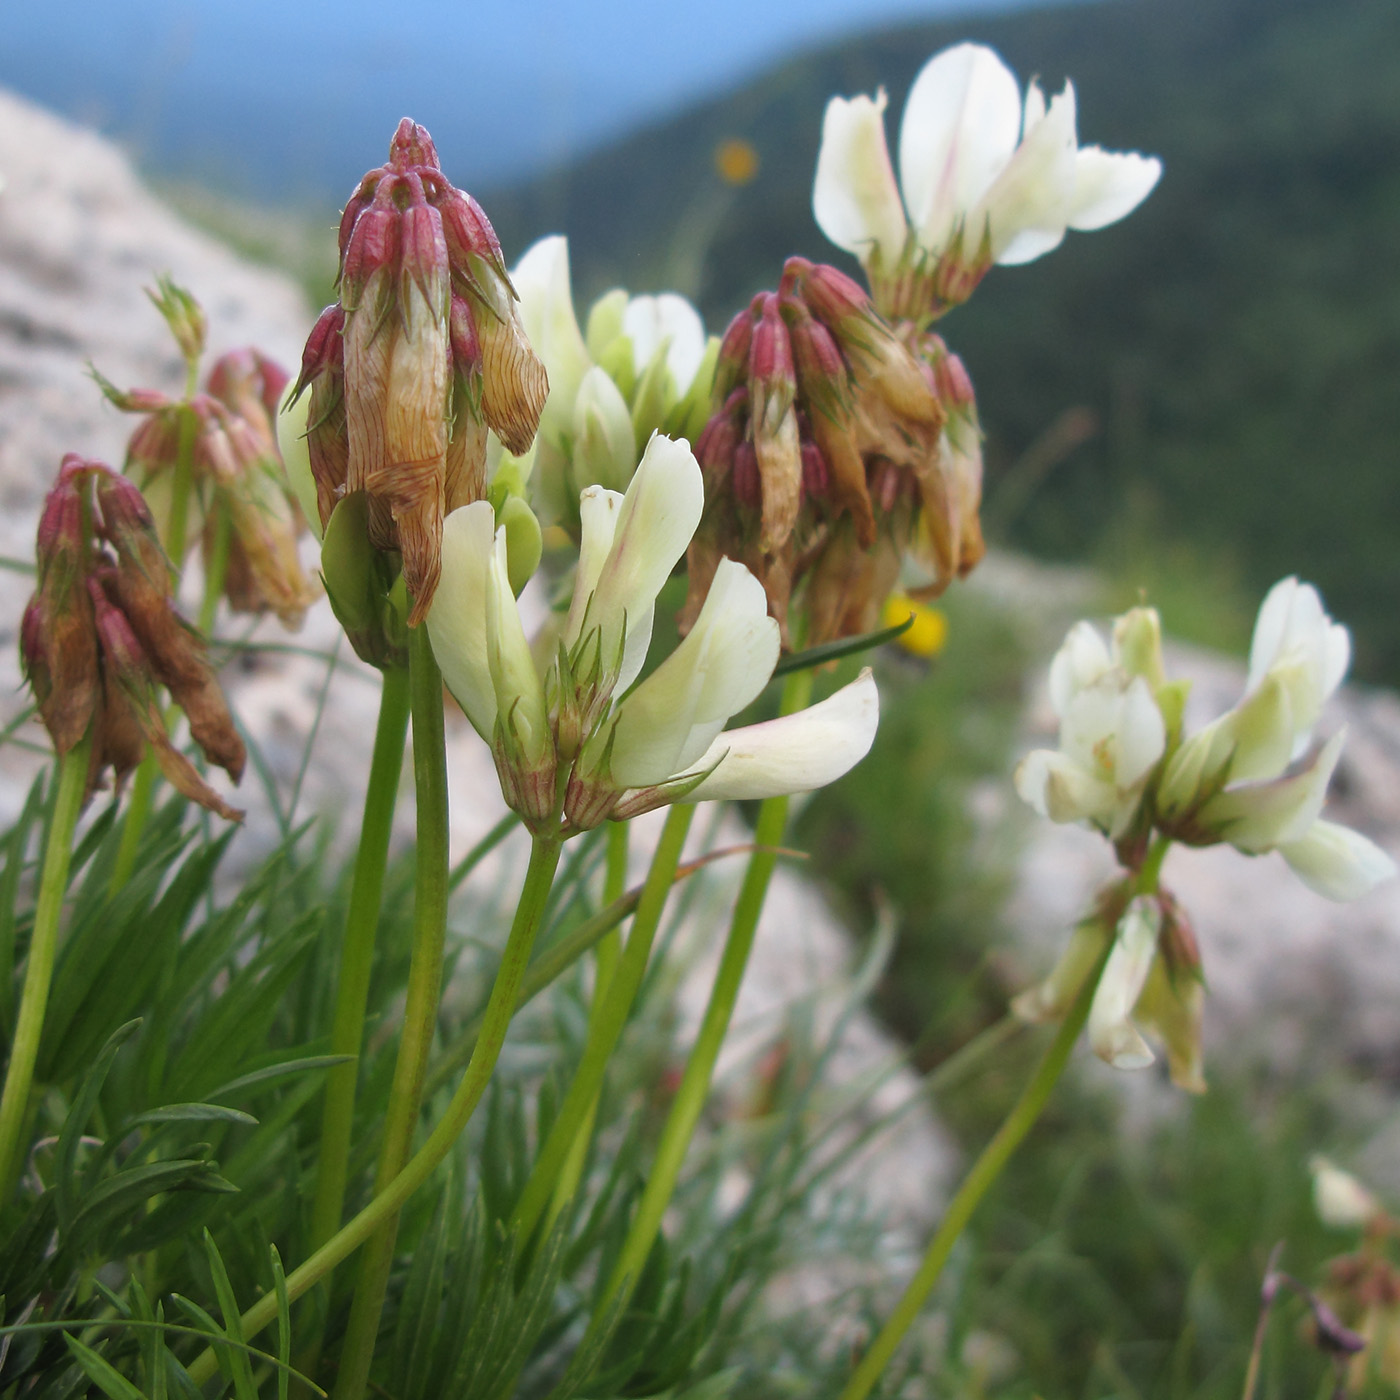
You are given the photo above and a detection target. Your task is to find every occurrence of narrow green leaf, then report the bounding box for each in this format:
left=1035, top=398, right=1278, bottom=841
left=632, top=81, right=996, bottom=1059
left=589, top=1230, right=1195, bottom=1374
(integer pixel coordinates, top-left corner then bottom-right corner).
left=123, top=1104, right=258, bottom=1130
left=202, top=1230, right=257, bottom=1400
left=205, top=1054, right=352, bottom=1101
left=772, top=615, right=912, bottom=675
left=63, top=1334, right=148, bottom=1400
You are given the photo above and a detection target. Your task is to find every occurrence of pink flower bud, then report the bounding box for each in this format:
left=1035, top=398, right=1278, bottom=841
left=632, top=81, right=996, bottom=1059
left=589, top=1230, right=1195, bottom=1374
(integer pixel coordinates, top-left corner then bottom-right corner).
left=388, top=117, right=440, bottom=173
left=801, top=438, right=830, bottom=499
left=400, top=184, right=450, bottom=318
left=713, top=305, right=755, bottom=402
left=438, top=188, right=507, bottom=284
left=732, top=440, right=762, bottom=508
left=340, top=201, right=401, bottom=314
left=291, top=304, right=346, bottom=400
left=786, top=257, right=870, bottom=330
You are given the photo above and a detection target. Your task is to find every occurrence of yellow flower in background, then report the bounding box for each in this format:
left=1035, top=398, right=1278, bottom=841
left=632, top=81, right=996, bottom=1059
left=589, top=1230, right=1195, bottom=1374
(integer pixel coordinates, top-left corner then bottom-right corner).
left=883, top=592, right=948, bottom=658
left=715, top=138, right=760, bottom=186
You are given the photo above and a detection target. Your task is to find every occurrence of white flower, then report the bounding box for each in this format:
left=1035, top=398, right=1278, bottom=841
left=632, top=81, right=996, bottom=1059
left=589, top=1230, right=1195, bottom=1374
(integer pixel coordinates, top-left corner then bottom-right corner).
left=1157, top=578, right=1394, bottom=902
left=511, top=235, right=591, bottom=447
left=1311, top=1157, right=1382, bottom=1230
left=1015, top=612, right=1166, bottom=839
left=622, top=293, right=707, bottom=401
left=813, top=42, right=1161, bottom=307
left=1087, top=896, right=1161, bottom=1071
left=426, top=434, right=880, bottom=833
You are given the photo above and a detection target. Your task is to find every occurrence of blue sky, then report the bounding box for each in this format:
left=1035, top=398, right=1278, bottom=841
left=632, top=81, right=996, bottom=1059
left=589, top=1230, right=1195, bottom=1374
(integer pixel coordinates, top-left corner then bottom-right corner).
left=1, top=0, right=1045, bottom=200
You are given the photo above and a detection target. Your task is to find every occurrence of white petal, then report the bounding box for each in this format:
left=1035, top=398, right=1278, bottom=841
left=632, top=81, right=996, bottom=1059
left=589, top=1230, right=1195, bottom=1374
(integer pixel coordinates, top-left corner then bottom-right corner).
left=1206, top=729, right=1345, bottom=852
left=678, top=670, right=879, bottom=803
left=980, top=81, right=1079, bottom=264
left=1280, top=820, right=1397, bottom=902
left=589, top=434, right=704, bottom=693
left=1013, top=748, right=1116, bottom=826
left=624, top=293, right=707, bottom=397
left=899, top=43, right=1023, bottom=255
left=485, top=528, right=549, bottom=761
left=1246, top=577, right=1300, bottom=693
left=608, top=559, right=779, bottom=788
left=1068, top=147, right=1162, bottom=230
left=511, top=235, right=591, bottom=441
left=1115, top=676, right=1168, bottom=790
left=1047, top=620, right=1111, bottom=718
left=812, top=91, right=909, bottom=266
left=1311, top=1157, right=1381, bottom=1229
left=571, top=366, right=637, bottom=493
left=427, top=502, right=497, bottom=740
left=1087, top=897, right=1160, bottom=1071
left=563, top=485, right=624, bottom=650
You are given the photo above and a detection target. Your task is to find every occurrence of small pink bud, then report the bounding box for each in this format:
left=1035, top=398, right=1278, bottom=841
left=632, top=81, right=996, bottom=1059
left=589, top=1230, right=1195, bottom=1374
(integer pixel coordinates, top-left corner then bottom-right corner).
left=291, top=304, right=346, bottom=399
left=749, top=293, right=795, bottom=394
left=713, top=305, right=755, bottom=403
left=36, top=471, right=86, bottom=565
left=800, top=438, right=830, bottom=498
left=449, top=294, right=482, bottom=374
left=787, top=258, right=870, bottom=329
left=340, top=201, right=401, bottom=313
left=388, top=117, right=440, bottom=172
left=400, top=192, right=450, bottom=317
left=732, top=440, right=761, bottom=508
left=438, top=188, right=507, bottom=283
left=337, top=173, right=381, bottom=261
left=694, top=391, right=744, bottom=482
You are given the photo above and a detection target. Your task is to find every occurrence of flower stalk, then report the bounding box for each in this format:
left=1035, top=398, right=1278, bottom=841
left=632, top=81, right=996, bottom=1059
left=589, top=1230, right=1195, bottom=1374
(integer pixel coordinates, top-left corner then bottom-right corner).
left=583, top=664, right=813, bottom=1343
left=333, top=626, right=449, bottom=1400
left=308, top=664, right=412, bottom=1255
left=0, top=733, right=93, bottom=1202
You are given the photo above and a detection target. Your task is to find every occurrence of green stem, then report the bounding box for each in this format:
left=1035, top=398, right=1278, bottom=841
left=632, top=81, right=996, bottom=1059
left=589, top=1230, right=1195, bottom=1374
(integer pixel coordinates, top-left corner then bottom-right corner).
left=0, top=735, right=92, bottom=1201
left=512, top=808, right=692, bottom=1244
left=196, top=504, right=233, bottom=636
left=546, top=822, right=631, bottom=1224
left=332, top=629, right=450, bottom=1400
left=836, top=959, right=1121, bottom=1400
left=588, top=666, right=813, bottom=1333
left=308, top=665, right=411, bottom=1255
left=109, top=756, right=158, bottom=896
left=186, top=832, right=563, bottom=1389
left=164, top=399, right=201, bottom=577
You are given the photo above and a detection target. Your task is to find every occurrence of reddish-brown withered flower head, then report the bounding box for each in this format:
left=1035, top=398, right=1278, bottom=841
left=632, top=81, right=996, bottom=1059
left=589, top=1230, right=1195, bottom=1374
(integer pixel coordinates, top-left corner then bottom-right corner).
left=97, top=338, right=320, bottom=630
left=20, top=456, right=245, bottom=819
left=290, top=118, right=548, bottom=626
left=683, top=256, right=986, bottom=645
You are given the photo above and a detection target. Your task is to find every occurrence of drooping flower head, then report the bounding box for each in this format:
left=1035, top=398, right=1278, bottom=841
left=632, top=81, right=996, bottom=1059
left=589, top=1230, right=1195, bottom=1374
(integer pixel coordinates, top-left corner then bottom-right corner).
left=1014, top=584, right=1394, bottom=1089
left=685, top=257, right=983, bottom=646
left=93, top=282, right=320, bottom=629
left=289, top=119, right=548, bottom=624
left=425, top=434, right=880, bottom=836
left=813, top=42, right=1162, bottom=322
left=20, top=456, right=245, bottom=818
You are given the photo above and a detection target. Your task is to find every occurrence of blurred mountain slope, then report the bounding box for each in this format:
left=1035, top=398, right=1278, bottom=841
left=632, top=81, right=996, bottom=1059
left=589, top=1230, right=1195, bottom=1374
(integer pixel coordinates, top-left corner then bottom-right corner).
left=483, top=0, right=1400, bottom=680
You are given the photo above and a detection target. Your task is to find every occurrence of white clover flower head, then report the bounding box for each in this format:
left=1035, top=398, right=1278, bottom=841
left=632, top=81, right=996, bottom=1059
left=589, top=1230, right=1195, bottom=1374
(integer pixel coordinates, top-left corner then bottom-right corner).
left=813, top=42, right=1161, bottom=318
left=1015, top=611, right=1167, bottom=840
left=621, top=293, right=707, bottom=401
left=426, top=433, right=880, bottom=834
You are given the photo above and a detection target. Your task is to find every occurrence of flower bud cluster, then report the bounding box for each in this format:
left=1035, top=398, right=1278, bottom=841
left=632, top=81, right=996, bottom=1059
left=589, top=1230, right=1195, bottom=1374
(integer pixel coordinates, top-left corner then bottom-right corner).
left=812, top=42, right=1162, bottom=324
left=685, top=256, right=983, bottom=646
left=499, top=236, right=715, bottom=527
left=20, top=457, right=245, bottom=819
left=1013, top=581, right=1395, bottom=1088
left=289, top=119, right=548, bottom=625
left=100, top=345, right=319, bottom=628
left=425, top=434, right=879, bottom=837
